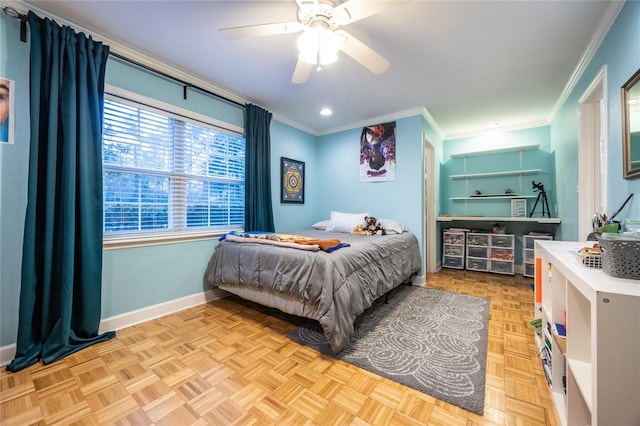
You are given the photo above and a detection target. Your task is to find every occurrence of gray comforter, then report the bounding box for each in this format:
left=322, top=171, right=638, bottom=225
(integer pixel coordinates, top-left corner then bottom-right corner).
left=205, top=229, right=421, bottom=353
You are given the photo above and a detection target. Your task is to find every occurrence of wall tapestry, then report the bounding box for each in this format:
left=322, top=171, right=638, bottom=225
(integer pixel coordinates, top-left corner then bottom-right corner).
left=281, top=157, right=305, bottom=203
left=0, top=77, right=15, bottom=144
left=360, top=121, right=396, bottom=182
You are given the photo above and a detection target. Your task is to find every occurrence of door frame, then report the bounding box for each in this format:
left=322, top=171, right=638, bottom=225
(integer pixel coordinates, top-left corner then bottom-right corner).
left=578, top=65, right=607, bottom=240
left=424, top=136, right=437, bottom=273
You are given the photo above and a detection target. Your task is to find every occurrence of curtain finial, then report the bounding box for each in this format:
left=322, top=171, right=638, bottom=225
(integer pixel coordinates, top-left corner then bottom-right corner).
left=3, top=7, right=28, bottom=42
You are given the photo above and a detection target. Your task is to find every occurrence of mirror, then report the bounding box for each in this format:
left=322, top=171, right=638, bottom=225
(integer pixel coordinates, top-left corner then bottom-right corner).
left=622, top=67, right=640, bottom=179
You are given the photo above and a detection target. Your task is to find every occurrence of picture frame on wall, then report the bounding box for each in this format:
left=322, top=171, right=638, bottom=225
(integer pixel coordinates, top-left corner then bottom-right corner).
left=280, top=157, right=304, bottom=203
left=0, top=77, right=15, bottom=144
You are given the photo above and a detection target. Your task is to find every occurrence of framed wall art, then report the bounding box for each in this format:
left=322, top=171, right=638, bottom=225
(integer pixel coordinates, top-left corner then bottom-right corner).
left=360, top=121, right=396, bottom=182
left=280, top=157, right=304, bottom=203
left=0, top=77, right=15, bottom=144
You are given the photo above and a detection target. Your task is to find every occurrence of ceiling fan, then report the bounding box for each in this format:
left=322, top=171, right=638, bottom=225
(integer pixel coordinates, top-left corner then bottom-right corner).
left=218, top=0, right=392, bottom=84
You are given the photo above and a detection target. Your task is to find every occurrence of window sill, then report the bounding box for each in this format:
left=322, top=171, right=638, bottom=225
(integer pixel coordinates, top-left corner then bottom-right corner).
left=103, top=228, right=242, bottom=250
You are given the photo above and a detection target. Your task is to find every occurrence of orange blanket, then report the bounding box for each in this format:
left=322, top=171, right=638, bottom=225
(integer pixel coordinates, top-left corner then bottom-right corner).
left=222, top=232, right=349, bottom=252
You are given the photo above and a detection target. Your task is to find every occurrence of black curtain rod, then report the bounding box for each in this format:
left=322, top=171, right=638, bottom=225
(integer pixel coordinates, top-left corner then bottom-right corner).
left=108, top=52, right=244, bottom=108
left=3, top=6, right=28, bottom=42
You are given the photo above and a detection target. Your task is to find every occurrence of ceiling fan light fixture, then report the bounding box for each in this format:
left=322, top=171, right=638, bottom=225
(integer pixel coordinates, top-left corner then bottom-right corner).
left=318, top=30, right=342, bottom=64
left=318, top=46, right=338, bottom=65
left=297, top=27, right=342, bottom=65
left=297, top=30, right=319, bottom=64
left=298, top=48, right=318, bottom=65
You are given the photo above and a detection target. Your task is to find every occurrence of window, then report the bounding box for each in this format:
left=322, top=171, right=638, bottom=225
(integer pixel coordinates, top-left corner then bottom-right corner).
left=102, top=96, right=245, bottom=241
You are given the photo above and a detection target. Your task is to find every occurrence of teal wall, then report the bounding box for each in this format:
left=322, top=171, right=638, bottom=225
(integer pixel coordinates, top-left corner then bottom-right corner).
left=0, top=13, right=30, bottom=349
left=316, top=115, right=428, bottom=266
left=107, top=57, right=243, bottom=129
left=270, top=120, right=321, bottom=231
left=441, top=126, right=555, bottom=218
left=443, top=125, right=551, bottom=158
left=551, top=0, right=640, bottom=240
left=439, top=126, right=556, bottom=266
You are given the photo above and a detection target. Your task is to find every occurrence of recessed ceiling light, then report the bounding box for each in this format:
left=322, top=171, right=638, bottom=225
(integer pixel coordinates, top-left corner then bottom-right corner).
left=320, top=108, right=332, bottom=116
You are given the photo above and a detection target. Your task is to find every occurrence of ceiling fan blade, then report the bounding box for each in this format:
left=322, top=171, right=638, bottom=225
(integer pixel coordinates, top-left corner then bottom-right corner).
left=332, top=0, right=398, bottom=25
left=295, top=0, right=320, bottom=9
left=219, top=22, right=302, bottom=40
left=335, top=30, right=390, bottom=74
left=292, top=59, right=314, bottom=84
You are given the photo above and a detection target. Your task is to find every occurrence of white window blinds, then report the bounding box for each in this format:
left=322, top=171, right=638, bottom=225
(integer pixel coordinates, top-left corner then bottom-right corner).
left=102, top=98, right=245, bottom=236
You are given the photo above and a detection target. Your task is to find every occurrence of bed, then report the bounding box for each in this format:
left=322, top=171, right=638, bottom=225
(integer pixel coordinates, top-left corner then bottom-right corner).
left=205, top=227, right=421, bottom=353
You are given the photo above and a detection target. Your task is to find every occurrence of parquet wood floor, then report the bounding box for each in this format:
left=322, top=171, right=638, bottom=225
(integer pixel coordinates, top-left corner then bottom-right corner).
left=1, top=269, right=558, bottom=425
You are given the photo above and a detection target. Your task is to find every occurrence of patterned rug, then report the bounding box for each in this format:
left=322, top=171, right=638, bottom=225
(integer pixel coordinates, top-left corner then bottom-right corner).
left=286, top=285, right=490, bottom=415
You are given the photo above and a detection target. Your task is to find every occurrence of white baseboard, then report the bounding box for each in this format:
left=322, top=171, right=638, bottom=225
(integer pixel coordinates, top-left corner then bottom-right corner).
left=0, top=344, right=16, bottom=368
left=97, top=288, right=228, bottom=333
left=411, top=274, right=427, bottom=286
left=0, top=288, right=229, bottom=367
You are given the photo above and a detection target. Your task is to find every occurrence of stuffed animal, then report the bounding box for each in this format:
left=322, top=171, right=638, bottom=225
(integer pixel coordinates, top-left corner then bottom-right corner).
left=351, top=223, right=368, bottom=236
left=364, top=216, right=386, bottom=236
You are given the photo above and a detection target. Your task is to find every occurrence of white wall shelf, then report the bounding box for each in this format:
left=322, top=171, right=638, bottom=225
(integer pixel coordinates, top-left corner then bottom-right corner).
left=449, top=144, right=540, bottom=158
left=450, top=169, right=541, bottom=179
left=437, top=216, right=561, bottom=224
left=449, top=195, right=537, bottom=200
left=442, top=145, right=554, bottom=219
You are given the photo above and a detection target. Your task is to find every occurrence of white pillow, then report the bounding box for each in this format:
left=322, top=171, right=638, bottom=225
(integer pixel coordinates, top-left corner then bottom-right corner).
left=312, top=220, right=330, bottom=230
left=325, top=211, right=368, bottom=233
left=380, top=218, right=406, bottom=234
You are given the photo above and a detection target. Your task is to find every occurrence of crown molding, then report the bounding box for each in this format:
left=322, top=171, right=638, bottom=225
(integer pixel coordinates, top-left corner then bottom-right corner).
left=421, top=108, right=445, bottom=141
left=270, top=112, right=319, bottom=136
left=316, top=106, right=426, bottom=136
left=547, top=0, right=625, bottom=123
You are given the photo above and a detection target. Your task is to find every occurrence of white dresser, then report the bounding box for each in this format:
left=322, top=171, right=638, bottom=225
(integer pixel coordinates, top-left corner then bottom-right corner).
left=534, top=240, right=640, bottom=426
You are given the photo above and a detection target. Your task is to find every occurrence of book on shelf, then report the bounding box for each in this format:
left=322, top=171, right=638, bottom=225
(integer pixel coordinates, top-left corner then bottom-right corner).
left=554, top=323, right=566, bottom=337
left=530, top=318, right=542, bottom=335
left=543, top=327, right=553, bottom=350
left=542, top=359, right=552, bottom=385
left=540, top=349, right=552, bottom=385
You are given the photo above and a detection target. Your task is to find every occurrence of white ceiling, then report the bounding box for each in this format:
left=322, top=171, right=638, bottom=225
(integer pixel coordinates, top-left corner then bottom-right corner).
left=17, top=0, right=620, bottom=138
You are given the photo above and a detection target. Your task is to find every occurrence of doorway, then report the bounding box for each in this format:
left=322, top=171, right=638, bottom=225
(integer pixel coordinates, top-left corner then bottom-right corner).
left=424, top=137, right=437, bottom=273
left=578, top=66, right=607, bottom=240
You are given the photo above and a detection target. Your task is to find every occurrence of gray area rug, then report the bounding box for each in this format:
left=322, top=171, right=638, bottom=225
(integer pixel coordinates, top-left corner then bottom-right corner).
left=286, top=285, right=490, bottom=415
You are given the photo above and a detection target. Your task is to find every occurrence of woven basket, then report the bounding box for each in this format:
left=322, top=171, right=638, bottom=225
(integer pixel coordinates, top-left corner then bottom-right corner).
left=599, top=234, right=640, bottom=280
left=581, top=254, right=602, bottom=269
left=578, top=247, right=602, bottom=269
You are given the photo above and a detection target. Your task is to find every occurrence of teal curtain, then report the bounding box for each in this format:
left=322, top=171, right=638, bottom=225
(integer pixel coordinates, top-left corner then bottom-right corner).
left=244, top=103, right=275, bottom=232
left=7, top=12, right=115, bottom=372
